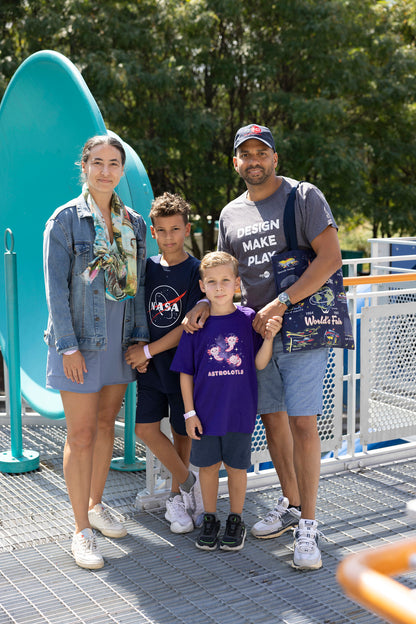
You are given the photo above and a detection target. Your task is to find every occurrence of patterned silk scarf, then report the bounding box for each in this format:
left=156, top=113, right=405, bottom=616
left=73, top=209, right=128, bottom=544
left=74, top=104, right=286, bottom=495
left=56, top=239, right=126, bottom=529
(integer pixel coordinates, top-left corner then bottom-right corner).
left=82, top=184, right=137, bottom=301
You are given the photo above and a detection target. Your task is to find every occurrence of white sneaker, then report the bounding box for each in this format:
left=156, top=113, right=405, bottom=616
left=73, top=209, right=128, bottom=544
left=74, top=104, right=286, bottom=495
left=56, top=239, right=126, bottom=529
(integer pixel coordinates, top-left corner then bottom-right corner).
left=251, top=496, right=300, bottom=539
left=165, top=494, right=194, bottom=533
left=292, top=519, right=322, bottom=570
left=180, top=471, right=204, bottom=528
left=88, top=503, right=127, bottom=538
left=71, top=528, right=104, bottom=569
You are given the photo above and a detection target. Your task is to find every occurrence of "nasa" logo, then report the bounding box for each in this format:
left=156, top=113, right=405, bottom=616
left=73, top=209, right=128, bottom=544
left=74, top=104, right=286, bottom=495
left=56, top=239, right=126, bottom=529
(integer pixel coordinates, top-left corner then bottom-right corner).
left=149, top=285, right=186, bottom=328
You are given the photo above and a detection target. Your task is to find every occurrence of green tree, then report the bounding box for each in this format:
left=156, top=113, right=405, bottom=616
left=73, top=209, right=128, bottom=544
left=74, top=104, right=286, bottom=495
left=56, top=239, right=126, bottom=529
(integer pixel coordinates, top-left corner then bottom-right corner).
left=353, top=0, right=416, bottom=237
left=1, top=0, right=416, bottom=249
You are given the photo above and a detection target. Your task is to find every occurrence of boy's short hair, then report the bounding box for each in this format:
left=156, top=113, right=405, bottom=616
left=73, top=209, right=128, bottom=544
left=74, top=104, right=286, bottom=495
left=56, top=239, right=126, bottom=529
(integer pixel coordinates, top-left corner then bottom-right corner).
left=149, top=192, right=191, bottom=225
left=200, top=251, right=239, bottom=278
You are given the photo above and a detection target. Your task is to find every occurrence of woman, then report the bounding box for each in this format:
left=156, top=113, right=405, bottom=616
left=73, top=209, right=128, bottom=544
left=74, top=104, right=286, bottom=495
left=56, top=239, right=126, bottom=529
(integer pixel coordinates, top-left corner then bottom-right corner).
left=43, top=135, right=149, bottom=569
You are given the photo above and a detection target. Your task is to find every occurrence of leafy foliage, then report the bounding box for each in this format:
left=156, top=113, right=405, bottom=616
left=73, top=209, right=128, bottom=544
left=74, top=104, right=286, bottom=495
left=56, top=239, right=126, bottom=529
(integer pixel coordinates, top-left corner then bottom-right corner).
left=1, top=0, right=416, bottom=252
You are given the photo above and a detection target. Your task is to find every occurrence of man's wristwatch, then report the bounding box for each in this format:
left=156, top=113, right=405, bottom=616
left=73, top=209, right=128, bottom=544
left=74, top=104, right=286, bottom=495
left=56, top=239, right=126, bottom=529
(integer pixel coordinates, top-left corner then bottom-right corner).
left=277, top=291, right=293, bottom=311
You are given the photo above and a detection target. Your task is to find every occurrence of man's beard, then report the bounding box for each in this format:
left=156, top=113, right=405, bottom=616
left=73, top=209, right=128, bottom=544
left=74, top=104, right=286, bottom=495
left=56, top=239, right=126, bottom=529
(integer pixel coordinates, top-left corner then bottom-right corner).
left=241, top=166, right=272, bottom=186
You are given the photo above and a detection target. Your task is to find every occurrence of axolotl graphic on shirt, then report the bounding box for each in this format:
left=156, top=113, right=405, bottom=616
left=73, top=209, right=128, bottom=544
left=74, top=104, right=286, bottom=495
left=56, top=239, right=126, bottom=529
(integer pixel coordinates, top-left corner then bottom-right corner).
left=207, top=334, right=243, bottom=371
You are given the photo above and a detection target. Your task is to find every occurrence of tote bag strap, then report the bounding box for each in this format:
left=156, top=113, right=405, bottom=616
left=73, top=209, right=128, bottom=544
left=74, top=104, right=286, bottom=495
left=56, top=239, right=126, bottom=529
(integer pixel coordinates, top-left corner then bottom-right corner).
left=282, top=182, right=301, bottom=251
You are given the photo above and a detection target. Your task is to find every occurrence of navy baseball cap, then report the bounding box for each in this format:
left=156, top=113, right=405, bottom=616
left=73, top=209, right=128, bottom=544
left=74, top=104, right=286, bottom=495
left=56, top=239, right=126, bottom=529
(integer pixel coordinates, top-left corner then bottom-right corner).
left=234, top=124, right=276, bottom=153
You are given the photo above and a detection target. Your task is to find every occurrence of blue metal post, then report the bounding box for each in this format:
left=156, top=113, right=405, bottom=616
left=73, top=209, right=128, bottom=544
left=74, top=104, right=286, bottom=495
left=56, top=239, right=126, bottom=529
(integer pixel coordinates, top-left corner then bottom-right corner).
left=0, top=229, right=39, bottom=473
left=110, top=381, right=145, bottom=472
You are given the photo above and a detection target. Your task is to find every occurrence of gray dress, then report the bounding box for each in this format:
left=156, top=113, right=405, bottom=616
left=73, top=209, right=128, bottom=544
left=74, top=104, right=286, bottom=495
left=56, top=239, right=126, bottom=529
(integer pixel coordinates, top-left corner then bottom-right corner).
left=46, top=299, right=135, bottom=393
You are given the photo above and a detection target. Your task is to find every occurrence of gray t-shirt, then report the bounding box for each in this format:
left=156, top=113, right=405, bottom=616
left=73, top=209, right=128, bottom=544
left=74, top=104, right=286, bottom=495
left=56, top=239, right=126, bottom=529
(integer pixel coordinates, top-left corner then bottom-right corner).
left=217, top=176, right=337, bottom=311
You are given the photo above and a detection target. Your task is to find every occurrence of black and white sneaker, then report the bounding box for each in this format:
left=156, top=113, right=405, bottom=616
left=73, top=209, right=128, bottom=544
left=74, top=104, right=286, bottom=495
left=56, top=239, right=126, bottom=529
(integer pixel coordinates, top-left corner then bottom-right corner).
left=251, top=496, right=300, bottom=539
left=195, top=513, right=221, bottom=551
left=219, top=514, right=246, bottom=551
left=292, top=519, right=322, bottom=570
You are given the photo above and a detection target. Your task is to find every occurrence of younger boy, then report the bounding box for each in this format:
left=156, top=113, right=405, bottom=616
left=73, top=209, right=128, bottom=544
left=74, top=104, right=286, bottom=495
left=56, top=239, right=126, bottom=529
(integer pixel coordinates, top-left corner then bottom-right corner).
left=170, top=251, right=282, bottom=551
left=125, top=192, right=204, bottom=533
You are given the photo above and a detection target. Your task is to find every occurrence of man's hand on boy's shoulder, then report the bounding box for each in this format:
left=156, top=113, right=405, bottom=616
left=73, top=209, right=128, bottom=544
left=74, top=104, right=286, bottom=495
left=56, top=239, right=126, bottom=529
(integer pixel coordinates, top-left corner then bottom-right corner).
left=182, top=301, right=210, bottom=334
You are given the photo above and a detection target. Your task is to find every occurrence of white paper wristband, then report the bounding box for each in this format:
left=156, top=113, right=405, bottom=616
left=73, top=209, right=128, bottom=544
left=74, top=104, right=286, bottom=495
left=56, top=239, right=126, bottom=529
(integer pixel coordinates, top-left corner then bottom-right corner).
left=197, top=298, right=210, bottom=304
left=184, top=410, right=196, bottom=420
left=143, top=344, right=152, bottom=359
left=63, top=348, right=79, bottom=355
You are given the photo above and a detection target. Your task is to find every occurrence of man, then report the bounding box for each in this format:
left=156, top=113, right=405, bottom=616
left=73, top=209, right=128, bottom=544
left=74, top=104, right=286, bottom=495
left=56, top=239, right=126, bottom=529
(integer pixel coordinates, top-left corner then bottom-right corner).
left=184, top=123, right=342, bottom=569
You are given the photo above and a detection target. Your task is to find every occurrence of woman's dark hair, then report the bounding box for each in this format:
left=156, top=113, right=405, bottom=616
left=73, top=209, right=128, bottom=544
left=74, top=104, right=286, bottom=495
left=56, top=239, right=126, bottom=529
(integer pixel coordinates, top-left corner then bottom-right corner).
left=81, top=135, right=126, bottom=166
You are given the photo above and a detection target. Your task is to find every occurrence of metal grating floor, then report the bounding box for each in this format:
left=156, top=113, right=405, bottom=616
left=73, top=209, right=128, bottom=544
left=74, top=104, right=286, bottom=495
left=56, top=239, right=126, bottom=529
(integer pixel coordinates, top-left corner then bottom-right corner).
left=1, top=425, right=416, bottom=624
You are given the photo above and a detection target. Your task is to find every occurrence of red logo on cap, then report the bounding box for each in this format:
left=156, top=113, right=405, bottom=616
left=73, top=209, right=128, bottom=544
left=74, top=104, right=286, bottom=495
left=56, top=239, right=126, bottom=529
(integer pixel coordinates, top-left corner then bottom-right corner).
left=250, top=125, right=262, bottom=134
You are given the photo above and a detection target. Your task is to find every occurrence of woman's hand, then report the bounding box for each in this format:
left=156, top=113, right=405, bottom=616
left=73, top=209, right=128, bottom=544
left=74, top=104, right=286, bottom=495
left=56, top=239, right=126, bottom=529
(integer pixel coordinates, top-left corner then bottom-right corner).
left=62, top=351, right=87, bottom=384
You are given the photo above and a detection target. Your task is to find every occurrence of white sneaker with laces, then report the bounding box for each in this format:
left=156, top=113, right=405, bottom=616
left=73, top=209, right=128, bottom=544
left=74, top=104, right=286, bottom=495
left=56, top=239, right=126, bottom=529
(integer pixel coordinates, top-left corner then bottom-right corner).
left=251, top=496, right=300, bottom=539
left=165, top=494, right=194, bottom=533
left=292, top=518, right=322, bottom=570
left=180, top=471, right=204, bottom=528
left=71, top=528, right=104, bottom=569
left=88, top=503, right=127, bottom=538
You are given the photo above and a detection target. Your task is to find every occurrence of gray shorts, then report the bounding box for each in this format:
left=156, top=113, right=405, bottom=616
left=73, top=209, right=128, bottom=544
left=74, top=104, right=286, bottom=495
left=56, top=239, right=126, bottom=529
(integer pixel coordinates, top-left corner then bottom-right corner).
left=256, top=336, right=328, bottom=416
left=46, top=300, right=135, bottom=394
left=190, top=432, right=252, bottom=469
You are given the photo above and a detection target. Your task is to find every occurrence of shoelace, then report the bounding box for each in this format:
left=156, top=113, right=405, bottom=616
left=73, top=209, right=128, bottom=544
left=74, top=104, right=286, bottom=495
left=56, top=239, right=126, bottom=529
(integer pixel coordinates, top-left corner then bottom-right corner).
left=295, top=535, right=317, bottom=553
left=98, top=506, right=115, bottom=524
left=295, top=526, right=326, bottom=552
left=169, top=496, right=188, bottom=517
left=225, top=516, right=240, bottom=536
left=170, top=496, right=184, bottom=510
left=78, top=533, right=98, bottom=553
left=202, top=516, right=218, bottom=536
left=263, top=503, right=286, bottom=524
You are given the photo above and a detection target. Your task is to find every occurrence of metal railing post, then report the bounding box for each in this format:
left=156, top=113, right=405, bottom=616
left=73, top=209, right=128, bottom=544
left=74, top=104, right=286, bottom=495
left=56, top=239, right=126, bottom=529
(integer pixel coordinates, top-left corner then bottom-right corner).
left=111, top=381, right=145, bottom=472
left=0, top=229, right=39, bottom=473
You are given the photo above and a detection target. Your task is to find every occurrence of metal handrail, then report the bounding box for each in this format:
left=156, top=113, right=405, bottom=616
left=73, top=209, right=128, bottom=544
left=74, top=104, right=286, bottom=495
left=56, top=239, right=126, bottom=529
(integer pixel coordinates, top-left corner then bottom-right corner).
left=344, top=272, right=416, bottom=286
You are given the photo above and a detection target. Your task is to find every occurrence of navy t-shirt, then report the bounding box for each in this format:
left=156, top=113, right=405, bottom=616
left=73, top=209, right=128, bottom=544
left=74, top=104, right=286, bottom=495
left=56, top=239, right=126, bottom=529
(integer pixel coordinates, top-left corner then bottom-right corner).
left=139, top=253, right=202, bottom=394
left=171, top=305, right=263, bottom=435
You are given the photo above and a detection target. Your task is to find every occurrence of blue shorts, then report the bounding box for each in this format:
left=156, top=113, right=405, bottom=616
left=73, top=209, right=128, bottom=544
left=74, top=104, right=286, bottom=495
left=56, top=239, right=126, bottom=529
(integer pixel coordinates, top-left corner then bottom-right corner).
left=136, top=382, right=186, bottom=436
left=190, top=432, right=252, bottom=469
left=256, top=336, right=328, bottom=417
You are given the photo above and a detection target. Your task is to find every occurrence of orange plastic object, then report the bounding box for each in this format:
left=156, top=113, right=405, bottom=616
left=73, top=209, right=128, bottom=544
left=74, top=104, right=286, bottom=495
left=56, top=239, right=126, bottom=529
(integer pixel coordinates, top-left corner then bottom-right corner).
left=344, top=273, right=416, bottom=286
left=337, top=539, right=416, bottom=624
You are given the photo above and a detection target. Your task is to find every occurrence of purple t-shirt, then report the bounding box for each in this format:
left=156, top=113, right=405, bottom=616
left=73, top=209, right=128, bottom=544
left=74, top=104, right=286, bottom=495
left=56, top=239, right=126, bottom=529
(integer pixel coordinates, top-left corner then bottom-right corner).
left=171, top=305, right=263, bottom=436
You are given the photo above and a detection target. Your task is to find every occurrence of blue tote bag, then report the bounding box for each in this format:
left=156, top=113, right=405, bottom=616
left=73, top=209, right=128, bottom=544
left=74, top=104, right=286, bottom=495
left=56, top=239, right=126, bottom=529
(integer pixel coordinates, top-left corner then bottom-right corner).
left=271, top=184, right=355, bottom=353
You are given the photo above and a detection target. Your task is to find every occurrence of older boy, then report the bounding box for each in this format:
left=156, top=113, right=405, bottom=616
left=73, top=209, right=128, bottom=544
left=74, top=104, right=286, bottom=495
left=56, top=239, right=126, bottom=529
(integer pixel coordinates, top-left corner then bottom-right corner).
left=125, top=193, right=204, bottom=533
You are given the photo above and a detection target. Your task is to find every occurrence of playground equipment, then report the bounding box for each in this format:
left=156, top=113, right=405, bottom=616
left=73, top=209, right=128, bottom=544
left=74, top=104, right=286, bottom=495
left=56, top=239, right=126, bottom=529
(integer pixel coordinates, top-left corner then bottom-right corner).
left=337, top=501, right=416, bottom=624
left=0, top=50, right=157, bottom=471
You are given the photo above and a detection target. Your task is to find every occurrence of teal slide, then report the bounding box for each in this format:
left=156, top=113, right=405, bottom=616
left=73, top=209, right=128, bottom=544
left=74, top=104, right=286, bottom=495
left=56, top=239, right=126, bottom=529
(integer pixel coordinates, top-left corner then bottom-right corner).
left=0, top=51, right=157, bottom=419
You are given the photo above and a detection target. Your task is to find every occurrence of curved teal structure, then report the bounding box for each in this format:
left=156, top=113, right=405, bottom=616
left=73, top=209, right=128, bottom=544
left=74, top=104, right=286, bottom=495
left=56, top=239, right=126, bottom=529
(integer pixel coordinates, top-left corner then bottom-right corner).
left=0, top=50, right=156, bottom=420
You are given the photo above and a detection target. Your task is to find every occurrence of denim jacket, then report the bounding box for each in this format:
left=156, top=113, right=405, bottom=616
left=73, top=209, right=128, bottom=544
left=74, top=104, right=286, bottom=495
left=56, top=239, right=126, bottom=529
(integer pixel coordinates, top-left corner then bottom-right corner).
left=43, top=194, right=149, bottom=354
